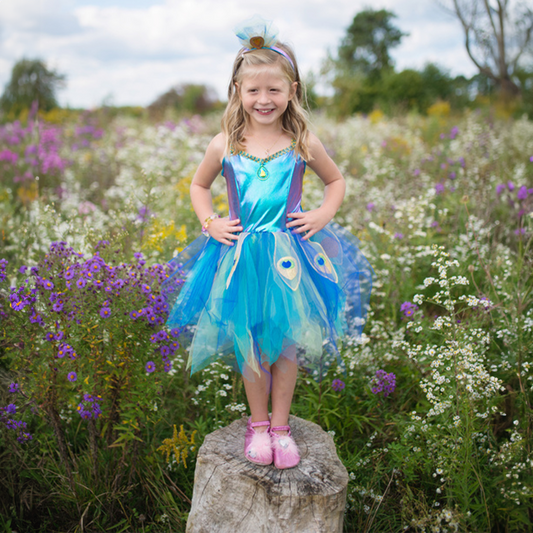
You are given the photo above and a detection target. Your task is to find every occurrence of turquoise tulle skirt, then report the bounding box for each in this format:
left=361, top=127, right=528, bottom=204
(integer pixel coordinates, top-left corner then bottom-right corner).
left=163, top=223, right=373, bottom=380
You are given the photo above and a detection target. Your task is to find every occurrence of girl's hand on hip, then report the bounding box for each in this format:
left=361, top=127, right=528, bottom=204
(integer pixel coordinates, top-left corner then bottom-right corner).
left=287, top=208, right=333, bottom=240
left=207, top=217, right=243, bottom=245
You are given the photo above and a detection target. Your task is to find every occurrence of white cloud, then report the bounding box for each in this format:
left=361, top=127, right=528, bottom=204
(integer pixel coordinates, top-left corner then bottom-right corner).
left=0, top=0, right=479, bottom=108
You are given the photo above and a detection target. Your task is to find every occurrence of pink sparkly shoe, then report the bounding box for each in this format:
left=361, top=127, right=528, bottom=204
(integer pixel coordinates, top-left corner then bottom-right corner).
left=244, top=418, right=273, bottom=465
left=270, top=425, right=300, bottom=469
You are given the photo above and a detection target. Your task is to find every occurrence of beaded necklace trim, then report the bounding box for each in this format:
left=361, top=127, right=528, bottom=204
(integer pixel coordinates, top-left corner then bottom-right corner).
left=232, top=139, right=296, bottom=163
left=232, top=140, right=296, bottom=180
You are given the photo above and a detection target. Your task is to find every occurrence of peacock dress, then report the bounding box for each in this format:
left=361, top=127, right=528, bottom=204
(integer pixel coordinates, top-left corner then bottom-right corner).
left=163, top=140, right=373, bottom=380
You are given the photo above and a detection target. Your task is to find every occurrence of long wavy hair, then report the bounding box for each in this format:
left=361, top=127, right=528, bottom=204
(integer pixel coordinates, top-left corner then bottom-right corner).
left=221, top=43, right=311, bottom=161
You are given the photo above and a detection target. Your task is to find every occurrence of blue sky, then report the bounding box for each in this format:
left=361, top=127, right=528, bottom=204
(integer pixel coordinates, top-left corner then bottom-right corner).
left=0, top=0, right=477, bottom=108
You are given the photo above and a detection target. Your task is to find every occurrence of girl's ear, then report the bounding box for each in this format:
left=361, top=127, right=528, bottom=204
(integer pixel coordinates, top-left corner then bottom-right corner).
left=288, top=81, right=298, bottom=100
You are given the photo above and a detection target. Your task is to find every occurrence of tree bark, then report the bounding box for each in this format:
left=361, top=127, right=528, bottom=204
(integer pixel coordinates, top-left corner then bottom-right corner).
left=187, top=415, right=348, bottom=533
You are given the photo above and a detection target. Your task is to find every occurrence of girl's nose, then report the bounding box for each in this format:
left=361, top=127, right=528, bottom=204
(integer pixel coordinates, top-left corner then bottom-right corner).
left=257, top=91, right=271, bottom=104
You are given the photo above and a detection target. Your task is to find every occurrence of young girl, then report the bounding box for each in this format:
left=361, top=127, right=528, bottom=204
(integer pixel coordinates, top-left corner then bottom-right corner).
left=164, top=16, right=373, bottom=469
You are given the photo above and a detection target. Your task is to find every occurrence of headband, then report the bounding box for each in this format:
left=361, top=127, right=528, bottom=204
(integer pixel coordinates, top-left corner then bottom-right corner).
left=234, top=15, right=296, bottom=72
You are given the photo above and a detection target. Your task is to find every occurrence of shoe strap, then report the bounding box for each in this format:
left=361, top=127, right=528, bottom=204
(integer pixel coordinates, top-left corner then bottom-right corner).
left=250, top=420, right=271, bottom=428
left=271, top=425, right=291, bottom=433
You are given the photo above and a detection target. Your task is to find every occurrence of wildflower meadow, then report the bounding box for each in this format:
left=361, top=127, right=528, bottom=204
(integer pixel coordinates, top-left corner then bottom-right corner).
left=0, top=106, right=532, bottom=532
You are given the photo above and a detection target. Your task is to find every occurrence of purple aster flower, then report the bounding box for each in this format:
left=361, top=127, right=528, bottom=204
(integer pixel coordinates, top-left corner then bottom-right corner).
left=100, top=307, right=111, bottom=318
left=170, top=327, right=181, bottom=338
left=145, top=361, right=156, bottom=373
left=530, top=156, right=533, bottom=163
left=130, top=310, right=140, bottom=319
left=371, top=369, right=396, bottom=397
left=19, top=265, right=27, bottom=274
left=45, top=332, right=56, bottom=342
left=366, top=202, right=375, bottom=212
left=435, top=183, right=445, bottom=194
left=169, top=341, right=179, bottom=352
left=76, top=278, right=87, bottom=288
left=164, top=362, right=172, bottom=373
left=394, top=232, right=403, bottom=239
left=52, top=302, right=64, bottom=312
left=11, top=299, right=26, bottom=311
left=42, top=279, right=54, bottom=290
left=400, top=301, right=418, bottom=318
left=515, top=228, right=526, bottom=235
left=64, top=268, right=76, bottom=280
left=517, top=185, right=528, bottom=200
left=332, top=379, right=345, bottom=391
left=141, top=284, right=151, bottom=294
left=413, top=168, right=420, bottom=176
left=8, top=383, right=19, bottom=393
left=157, top=330, right=169, bottom=341
left=6, top=403, right=16, bottom=415
left=55, top=331, right=65, bottom=341
left=67, top=371, right=77, bottom=382
left=449, top=126, right=459, bottom=139
left=496, top=184, right=506, bottom=195
left=449, top=171, right=456, bottom=180
left=508, top=181, right=515, bottom=191
left=160, top=345, right=170, bottom=357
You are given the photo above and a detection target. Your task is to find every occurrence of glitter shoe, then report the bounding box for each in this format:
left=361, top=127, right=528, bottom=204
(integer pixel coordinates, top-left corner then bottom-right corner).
left=244, top=418, right=273, bottom=465
left=270, top=425, right=300, bottom=469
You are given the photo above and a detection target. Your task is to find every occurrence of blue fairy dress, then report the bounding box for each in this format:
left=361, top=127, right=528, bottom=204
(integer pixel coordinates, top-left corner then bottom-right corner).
left=163, top=140, right=373, bottom=380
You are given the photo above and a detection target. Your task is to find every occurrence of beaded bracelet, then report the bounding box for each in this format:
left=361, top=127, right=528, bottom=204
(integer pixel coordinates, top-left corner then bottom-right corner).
left=201, top=213, right=219, bottom=236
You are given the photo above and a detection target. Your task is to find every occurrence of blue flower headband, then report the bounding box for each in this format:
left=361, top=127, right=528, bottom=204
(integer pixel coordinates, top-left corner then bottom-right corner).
left=234, top=15, right=296, bottom=72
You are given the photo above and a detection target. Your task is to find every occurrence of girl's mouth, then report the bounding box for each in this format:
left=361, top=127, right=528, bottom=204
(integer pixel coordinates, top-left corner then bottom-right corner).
left=255, top=109, right=274, bottom=115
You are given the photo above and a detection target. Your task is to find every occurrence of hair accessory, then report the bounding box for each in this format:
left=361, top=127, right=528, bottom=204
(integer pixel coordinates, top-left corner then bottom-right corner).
left=202, top=213, right=219, bottom=236
left=234, top=15, right=295, bottom=72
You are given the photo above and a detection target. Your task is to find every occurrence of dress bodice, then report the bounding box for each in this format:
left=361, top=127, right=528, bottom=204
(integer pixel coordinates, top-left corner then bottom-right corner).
left=222, top=143, right=306, bottom=232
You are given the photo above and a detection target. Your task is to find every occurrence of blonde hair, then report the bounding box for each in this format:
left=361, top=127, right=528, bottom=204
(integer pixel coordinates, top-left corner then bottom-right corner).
left=221, top=43, right=311, bottom=161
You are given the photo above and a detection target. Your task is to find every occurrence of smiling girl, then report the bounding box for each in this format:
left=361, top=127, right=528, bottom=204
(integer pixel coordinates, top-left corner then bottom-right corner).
left=164, top=16, right=373, bottom=469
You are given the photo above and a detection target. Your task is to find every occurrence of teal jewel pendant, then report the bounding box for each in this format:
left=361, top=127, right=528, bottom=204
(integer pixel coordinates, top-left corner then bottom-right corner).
left=257, top=161, right=269, bottom=180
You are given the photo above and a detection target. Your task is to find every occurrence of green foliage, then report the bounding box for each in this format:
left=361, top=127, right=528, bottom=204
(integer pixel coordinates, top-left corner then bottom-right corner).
left=1, top=109, right=533, bottom=531
left=147, top=83, right=220, bottom=120
left=0, top=58, right=65, bottom=118
left=338, top=9, right=407, bottom=78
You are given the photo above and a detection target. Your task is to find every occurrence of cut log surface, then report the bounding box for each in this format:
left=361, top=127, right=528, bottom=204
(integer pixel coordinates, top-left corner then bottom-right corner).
left=186, top=415, right=348, bottom=533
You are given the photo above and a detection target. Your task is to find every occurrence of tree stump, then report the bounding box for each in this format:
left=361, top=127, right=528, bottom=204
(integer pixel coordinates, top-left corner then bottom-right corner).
left=186, top=415, right=348, bottom=533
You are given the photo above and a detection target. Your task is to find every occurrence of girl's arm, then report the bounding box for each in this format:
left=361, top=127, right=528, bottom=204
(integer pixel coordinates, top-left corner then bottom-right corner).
left=190, top=133, right=242, bottom=246
left=286, top=133, right=346, bottom=240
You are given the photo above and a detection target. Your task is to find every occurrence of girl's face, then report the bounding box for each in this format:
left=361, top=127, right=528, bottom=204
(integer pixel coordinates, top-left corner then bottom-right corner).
left=237, top=65, right=297, bottom=129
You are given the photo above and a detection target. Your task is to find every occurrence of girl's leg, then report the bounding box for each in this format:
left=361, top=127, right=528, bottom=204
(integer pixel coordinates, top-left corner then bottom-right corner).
left=270, top=353, right=298, bottom=434
left=242, top=362, right=271, bottom=431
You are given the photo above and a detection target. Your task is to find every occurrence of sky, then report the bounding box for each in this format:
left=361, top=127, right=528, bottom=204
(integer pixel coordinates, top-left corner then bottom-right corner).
left=0, top=0, right=478, bottom=108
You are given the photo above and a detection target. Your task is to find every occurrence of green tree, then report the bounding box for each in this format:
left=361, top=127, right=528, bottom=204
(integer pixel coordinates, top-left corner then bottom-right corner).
left=148, top=83, right=219, bottom=119
left=0, top=58, right=65, bottom=116
left=324, top=9, right=407, bottom=116
left=379, top=69, right=427, bottom=112
left=420, top=63, right=454, bottom=103
left=338, top=9, right=407, bottom=79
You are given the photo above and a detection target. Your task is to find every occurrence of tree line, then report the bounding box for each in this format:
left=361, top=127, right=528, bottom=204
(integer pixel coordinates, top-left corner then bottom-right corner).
left=1, top=3, right=532, bottom=120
